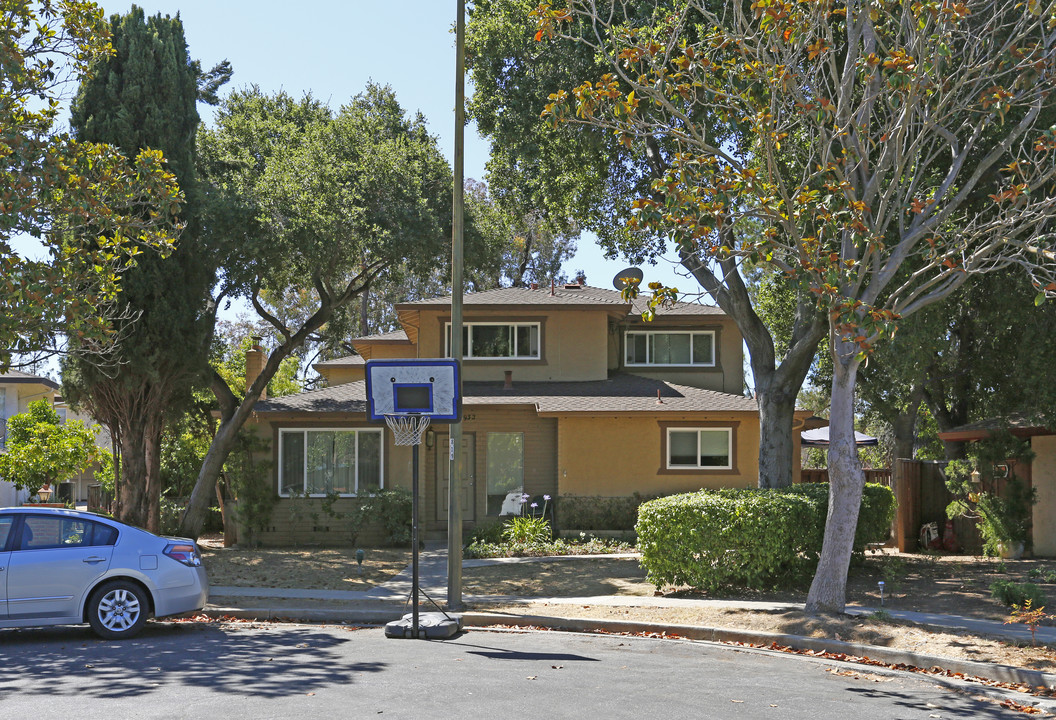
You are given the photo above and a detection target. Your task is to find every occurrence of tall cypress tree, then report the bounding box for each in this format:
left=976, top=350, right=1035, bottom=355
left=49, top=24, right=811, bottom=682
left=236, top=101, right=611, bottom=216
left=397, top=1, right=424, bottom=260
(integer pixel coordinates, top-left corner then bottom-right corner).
left=63, top=7, right=227, bottom=531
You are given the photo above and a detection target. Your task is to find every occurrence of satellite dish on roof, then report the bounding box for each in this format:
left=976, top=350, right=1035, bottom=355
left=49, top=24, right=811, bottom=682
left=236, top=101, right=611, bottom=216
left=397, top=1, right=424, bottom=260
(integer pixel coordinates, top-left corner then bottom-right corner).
left=612, top=267, right=644, bottom=291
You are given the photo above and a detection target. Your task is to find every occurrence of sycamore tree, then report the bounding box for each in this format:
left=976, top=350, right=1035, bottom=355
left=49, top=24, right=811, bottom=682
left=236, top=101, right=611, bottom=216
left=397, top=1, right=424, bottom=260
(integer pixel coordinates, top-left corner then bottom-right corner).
left=0, top=399, right=105, bottom=495
left=1, top=0, right=181, bottom=370
left=538, top=0, right=1056, bottom=612
left=176, top=84, right=457, bottom=537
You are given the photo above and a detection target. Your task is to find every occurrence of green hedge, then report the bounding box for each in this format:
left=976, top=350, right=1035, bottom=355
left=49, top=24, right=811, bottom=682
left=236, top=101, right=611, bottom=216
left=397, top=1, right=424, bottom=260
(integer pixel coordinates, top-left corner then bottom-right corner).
left=636, top=483, right=895, bottom=591
left=557, top=493, right=657, bottom=531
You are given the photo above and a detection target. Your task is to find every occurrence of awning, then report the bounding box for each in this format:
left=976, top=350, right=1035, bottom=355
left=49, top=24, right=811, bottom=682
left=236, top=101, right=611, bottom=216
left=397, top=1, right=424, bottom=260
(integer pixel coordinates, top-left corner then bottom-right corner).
left=800, top=427, right=879, bottom=447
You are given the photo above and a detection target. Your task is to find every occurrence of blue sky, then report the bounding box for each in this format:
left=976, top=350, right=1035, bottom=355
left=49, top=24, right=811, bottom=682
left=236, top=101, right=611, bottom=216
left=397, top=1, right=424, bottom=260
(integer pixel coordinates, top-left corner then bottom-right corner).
left=93, top=0, right=693, bottom=294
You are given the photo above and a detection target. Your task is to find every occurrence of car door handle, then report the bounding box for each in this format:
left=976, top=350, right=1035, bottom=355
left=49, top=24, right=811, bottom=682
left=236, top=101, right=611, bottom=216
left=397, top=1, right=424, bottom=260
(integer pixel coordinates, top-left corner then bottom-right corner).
left=83, top=556, right=106, bottom=564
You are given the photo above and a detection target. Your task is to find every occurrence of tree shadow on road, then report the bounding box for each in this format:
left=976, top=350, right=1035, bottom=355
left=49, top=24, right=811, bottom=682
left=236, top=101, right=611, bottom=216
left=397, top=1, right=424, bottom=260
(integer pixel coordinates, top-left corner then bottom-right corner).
left=0, top=621, right=385, bottom=700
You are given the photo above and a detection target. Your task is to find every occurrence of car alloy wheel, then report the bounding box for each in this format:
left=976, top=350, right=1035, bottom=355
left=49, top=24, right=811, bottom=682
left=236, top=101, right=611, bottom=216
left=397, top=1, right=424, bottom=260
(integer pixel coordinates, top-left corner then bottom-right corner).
left=88, top=580, right=148, bottom=639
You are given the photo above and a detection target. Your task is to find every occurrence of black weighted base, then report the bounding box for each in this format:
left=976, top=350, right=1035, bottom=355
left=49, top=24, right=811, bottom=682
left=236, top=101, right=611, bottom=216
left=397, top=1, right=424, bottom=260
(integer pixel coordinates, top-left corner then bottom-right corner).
left=384, top=612, right=462, bottom=640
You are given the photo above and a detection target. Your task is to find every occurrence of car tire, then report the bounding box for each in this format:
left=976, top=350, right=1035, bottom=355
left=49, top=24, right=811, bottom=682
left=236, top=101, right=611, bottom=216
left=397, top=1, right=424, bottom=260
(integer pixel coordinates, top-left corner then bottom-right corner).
left=87, top=580, right=149, bottom=639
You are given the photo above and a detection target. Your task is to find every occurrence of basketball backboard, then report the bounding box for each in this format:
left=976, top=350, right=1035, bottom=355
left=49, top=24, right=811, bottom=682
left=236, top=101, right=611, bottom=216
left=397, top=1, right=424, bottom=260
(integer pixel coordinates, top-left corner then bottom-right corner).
left=365, top=358, right=461, bottom=423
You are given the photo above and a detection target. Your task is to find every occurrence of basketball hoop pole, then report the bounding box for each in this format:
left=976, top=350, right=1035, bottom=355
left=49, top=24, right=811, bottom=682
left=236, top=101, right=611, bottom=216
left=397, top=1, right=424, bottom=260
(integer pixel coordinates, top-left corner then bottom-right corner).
left=448, top=0, right=467, bottom=612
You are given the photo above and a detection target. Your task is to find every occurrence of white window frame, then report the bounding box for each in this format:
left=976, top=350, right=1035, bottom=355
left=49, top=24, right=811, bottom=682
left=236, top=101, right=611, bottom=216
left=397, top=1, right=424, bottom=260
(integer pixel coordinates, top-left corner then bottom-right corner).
left=278, top=427, right=384, bottom=497
left=666, top=427, right=733, bottom=470
left=625, top=330, right=716, bottom=367
left=445, top=322, right=541, bottom=360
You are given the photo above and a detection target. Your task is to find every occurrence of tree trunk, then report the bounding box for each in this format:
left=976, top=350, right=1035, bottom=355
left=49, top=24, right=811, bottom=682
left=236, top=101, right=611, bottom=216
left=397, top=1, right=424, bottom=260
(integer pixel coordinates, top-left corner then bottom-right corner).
left=805, top=341, right=864, bottom=614
left=755, top=389, right=798, bottom=488
left=178, top=417, right=242, bottom=538
left=890, top=387, right=925, bottom=464
left=117, top=432, right=150, bottom=529
left=680, top=255, right=826, bottom=489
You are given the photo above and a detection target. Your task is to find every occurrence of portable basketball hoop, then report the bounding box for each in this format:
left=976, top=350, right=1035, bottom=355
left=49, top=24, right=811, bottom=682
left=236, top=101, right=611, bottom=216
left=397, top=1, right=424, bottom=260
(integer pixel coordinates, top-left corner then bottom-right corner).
left=384, top=414, right=431, bottom=447
left=366, top=359, right=462, bottom=639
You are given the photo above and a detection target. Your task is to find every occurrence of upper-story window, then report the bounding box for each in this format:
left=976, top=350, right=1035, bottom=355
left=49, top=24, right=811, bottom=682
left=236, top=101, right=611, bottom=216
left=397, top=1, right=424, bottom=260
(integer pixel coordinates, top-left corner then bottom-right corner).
left=445, top=322, right=540, bottom=359
left=625, top=330, right=715, bottom=367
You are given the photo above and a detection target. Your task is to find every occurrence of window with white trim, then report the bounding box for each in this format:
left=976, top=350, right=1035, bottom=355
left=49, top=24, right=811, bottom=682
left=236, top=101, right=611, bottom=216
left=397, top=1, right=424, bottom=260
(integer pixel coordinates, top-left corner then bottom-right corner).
left=625, top=331, right=715, bottom=366
left=667, top=427, right=732, bottom=469
left=279, top=428, right=383, bottom=496
left=445, top=322, right=540, bottom=359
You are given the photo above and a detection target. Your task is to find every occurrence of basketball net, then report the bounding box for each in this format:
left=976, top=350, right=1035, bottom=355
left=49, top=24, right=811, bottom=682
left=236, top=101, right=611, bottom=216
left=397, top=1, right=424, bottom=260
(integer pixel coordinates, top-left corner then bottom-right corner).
left=384, top=414, right=431, bottom=446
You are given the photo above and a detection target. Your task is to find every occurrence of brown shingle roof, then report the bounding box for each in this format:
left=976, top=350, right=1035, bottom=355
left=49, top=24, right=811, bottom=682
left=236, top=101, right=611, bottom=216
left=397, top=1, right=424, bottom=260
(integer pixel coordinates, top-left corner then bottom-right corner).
left=353, top=329, right=410, bottom=343
left=253, top=373, right=755, bottom=415
left=312, top=354, right=365, bottom=369
left=397, top=284, right=723, bottom=316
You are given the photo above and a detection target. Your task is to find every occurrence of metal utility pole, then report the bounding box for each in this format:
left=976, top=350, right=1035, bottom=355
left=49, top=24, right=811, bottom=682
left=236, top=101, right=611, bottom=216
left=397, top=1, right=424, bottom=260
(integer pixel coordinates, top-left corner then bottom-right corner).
left=447, top=0, right=466, bottom=611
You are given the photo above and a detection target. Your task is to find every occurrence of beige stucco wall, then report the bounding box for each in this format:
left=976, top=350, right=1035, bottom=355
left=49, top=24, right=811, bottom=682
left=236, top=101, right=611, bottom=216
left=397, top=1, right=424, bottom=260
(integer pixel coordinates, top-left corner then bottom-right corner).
left=423, top=405, right=558, bottom=529
left=319, top=366, right=365, bottom=386
left=415, top=307, right=611, bottom=382
left=1033, top=435, right=1056, bottom=557
left=610, top=316, right=744, bottom=394
left=555, top=413, right=761, bottom=497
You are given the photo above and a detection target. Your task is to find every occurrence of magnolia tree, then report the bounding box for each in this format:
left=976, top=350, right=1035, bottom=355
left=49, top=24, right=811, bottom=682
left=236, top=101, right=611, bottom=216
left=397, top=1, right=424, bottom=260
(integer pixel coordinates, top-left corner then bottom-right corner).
left=1, top=1, right=181, bottom=371
left=537, top=0, right=1056, bottom=612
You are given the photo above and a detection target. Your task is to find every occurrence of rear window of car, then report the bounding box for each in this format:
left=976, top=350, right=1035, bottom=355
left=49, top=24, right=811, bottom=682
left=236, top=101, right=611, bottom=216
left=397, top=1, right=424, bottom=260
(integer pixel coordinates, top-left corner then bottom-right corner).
left=0, top=516, right=11, bottom=549
left=20, top=516, right=119, bottom=550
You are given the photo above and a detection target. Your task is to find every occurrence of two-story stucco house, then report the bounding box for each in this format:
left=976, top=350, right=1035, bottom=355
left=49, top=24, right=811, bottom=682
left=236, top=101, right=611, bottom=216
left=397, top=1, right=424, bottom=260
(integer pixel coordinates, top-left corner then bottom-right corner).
left=243, top=284, right=808, bottom=544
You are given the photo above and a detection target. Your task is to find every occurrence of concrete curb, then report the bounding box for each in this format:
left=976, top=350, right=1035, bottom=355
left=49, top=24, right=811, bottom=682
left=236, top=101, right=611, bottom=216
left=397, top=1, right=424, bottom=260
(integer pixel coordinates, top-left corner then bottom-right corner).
left=460, top=612, right=1056, bottom=690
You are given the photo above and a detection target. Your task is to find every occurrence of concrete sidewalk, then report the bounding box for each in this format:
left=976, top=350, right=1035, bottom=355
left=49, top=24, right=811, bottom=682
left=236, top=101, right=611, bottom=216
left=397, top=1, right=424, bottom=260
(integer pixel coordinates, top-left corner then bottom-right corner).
left=204, top=548, right=1056, bottom=689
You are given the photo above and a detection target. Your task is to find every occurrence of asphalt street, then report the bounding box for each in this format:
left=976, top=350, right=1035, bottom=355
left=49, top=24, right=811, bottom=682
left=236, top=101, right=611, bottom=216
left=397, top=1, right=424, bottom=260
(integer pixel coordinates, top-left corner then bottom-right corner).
left=0, top=622, right=1040, bottom=719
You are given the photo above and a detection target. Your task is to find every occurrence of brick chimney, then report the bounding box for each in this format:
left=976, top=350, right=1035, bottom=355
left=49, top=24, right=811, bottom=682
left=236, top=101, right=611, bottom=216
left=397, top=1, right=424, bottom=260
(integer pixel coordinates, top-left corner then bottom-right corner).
left=246, top=336, right=266, bottom=400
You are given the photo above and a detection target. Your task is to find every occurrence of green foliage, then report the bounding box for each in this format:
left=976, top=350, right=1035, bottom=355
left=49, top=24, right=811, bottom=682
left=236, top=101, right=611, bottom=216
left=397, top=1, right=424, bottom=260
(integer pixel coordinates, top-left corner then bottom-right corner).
left=62, top=5, right=223, bottom=531
left=945, top=431, right=1037, bottom=555
left=224, top=431, right=276, bottom=548
left=0, top=399, right=106, bottom=493
left=502, top=516, right=553, bottom=544
left=557, top=493, right=655, bottom=531
left=362, top=488, right=413, bottom=546
left=465, top=535, right=633, bottom=559
left=0, top=0, right=181, bottom=368
left=635, top=484, right=895, bottom=591
left=990, top=580, right=1046, bottom=609
left=468, top=518, right=510, bottom=545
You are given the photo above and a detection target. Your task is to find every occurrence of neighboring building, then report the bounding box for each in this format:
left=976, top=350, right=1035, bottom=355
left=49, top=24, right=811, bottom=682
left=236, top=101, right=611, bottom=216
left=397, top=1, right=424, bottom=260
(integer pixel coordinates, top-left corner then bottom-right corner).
left=243, top=284, right=811, bottom=544
left=0, top=371, right=109, bottom=506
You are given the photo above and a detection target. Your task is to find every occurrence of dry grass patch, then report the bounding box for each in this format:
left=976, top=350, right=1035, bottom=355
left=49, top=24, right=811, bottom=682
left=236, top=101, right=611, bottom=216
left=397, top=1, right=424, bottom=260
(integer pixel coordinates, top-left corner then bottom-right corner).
left=462, top=557, right=652, bottom=597
left=478, top=601, right=1056, bottom=671
left=200, top=540, right=409, bottom=591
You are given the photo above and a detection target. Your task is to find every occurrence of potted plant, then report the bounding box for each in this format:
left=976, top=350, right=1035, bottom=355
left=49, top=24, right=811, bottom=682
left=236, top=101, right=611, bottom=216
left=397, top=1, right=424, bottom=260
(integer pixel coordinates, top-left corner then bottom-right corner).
left=946, top=431, right=1037, bottom=558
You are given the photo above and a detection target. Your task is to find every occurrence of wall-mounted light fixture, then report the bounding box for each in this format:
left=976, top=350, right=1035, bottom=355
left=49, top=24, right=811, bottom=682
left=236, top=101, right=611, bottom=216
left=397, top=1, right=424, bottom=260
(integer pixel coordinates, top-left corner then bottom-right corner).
left=425, top=428, right=436, bottom=449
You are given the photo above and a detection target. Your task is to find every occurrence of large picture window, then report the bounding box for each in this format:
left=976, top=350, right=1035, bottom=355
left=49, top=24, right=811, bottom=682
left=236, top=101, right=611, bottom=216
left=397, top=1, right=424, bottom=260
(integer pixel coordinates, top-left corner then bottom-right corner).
left=279, top=428, right=383, bottom=496
left=446, top=322, right=540, bottom=359
left=667, top=427, right=732, bottom=469
left=486, top=432, right=524, bottom=515
left=625, top=331, right=715, bottom=366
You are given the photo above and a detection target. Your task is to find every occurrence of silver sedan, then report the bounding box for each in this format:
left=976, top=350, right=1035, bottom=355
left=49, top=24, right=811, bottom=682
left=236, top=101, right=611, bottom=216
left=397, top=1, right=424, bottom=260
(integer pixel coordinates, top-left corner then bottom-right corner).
left=0, top=507, right=209, bottom=639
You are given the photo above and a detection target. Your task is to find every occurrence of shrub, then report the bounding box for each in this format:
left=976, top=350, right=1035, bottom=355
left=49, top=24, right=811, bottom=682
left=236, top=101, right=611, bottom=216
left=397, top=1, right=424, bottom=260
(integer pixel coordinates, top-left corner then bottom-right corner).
left=991, top=580, right=1046, bottom=608
left=635, top=483, right=896, bottom=592
left=502, top=515, right=552, bottom=544
left=469, top=518, right=509, bottom=545
left=363, top=487, right=413, bottom=546
left=557, top=493, right=656, bottom=531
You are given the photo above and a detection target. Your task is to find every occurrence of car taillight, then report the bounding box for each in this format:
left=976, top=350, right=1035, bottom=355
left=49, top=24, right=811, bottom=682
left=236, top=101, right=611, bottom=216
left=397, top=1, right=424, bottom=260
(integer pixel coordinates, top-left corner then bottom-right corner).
left=164, top=543, right=202, bottom=567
